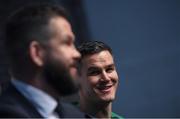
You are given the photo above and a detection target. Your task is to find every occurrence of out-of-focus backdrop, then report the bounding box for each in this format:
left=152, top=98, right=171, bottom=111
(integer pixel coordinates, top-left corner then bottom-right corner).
left=0, top=0, right=179, bottom=117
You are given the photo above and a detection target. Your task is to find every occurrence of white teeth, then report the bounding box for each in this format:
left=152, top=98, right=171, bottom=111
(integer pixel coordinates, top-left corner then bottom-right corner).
left=97, top=85, right=113, bottom=90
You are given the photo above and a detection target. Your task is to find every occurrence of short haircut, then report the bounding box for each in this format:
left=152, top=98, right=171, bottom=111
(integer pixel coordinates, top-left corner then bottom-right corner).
left=78, top=40, right=113, bottom=61
left=5, top=4, right=69, bottom=71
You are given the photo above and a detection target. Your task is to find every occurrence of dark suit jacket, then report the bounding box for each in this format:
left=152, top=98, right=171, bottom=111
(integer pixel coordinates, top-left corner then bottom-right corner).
left=0, top=83, right=90, bottom=118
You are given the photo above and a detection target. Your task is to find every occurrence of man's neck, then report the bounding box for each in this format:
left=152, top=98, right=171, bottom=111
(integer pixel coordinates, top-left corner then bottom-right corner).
left=14, top=72, right=60, bottom=100
left=31, top=74, right=60, bottom=100
left=95, top=103, right=112, bottom=119
left=80, top=98, right=112, bottom=118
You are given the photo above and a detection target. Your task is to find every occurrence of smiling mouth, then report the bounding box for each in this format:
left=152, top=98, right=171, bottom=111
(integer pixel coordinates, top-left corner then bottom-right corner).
left=96, top=84, right=114, bottom=93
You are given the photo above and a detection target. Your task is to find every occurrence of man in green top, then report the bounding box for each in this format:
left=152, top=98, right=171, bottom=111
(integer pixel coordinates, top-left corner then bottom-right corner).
left=77, top=41, right=123, bottom=118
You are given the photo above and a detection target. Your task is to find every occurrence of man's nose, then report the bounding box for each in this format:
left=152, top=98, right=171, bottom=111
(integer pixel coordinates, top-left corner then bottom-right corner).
left=101, top=71, right=111, bottom=82
left=73, top=47, right=81, bottom=60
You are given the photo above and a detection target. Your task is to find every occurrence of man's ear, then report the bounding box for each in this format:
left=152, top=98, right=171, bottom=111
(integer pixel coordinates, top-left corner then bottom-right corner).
left=29, top=41, right=45, bottom=67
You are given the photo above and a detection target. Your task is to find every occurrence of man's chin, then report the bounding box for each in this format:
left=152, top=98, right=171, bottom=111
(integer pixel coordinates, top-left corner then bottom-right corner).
left=44, top=67, right=79, bottom=96
left=42, top=57, right=80, bottom=96
left=99, top=95, right=115, bottom=103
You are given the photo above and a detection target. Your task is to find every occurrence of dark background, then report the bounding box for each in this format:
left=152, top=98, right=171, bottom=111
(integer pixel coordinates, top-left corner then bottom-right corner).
left=0, top=0, right=179, bottom=117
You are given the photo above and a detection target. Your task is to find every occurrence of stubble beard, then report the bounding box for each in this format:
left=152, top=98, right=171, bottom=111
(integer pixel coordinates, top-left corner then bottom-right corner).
left=42, top=56, right=79, bottom=97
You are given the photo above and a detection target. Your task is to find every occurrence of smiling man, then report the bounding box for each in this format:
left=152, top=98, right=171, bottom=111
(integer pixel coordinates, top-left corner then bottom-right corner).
left=78, top=41, right=123, bottom=118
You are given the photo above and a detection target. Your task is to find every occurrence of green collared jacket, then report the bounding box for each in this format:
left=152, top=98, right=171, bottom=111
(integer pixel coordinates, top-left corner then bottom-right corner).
left=111, top=112, right=124, bottom=119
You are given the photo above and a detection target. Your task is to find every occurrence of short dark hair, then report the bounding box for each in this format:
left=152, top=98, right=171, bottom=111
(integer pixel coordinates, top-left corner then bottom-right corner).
left=5, top=4, right=69, bottom=73
left=78, top=41, right=112, bottom=57
left=77, top=41, right=113, bottom=72
left=78, top=40, right=113, bottom=60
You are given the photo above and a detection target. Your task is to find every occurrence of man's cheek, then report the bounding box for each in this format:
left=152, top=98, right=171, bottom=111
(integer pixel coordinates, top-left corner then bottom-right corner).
left=69, top=67, right=78, bottom=78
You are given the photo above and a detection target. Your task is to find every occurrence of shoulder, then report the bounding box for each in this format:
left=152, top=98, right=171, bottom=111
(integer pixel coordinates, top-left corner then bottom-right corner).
left=0, top=83, right=41, bottom=118
left=0, top=104, right=28, bottom=118
left=0, top=83, right=25, bottom=106
left=0, top=86, right=29, bottom=117
left=111, top=112, right=124, bottom=119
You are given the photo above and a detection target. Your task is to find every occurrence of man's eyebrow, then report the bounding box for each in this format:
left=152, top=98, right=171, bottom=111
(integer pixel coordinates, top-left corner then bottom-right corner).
left=87, top=66, right=99, bottom=71
left=106, top=64, right=115, bottom=68
left=87, top=64, right=115, bottom=70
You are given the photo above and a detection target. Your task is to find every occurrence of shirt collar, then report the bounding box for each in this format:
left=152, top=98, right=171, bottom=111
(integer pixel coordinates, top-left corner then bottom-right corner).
left=11, top=79, right=57, bottom=118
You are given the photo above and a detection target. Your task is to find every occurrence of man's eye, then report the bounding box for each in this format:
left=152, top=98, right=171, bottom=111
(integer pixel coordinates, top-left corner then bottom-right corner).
left=62, top=37, right=74, bottom=46
left=63, top=40, right=71, bottom=46
left=106, top=67, right=114, bottom=73
left=88, top=70, right=101, bottom=76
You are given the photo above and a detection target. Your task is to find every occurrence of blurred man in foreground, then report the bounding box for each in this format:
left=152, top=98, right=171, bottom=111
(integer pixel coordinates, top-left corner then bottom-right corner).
left=0, top=4, right=90, bottom=118
left=78, top=41, right=123, bottom=118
